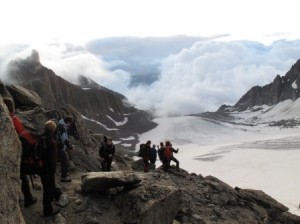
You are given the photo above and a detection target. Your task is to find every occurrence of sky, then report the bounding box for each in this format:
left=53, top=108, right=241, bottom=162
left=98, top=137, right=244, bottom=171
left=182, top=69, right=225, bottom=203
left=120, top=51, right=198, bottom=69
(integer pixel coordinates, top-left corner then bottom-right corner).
left=1, top=0, right=300, bottom=116
left=136, top=98, right=300, bottom=216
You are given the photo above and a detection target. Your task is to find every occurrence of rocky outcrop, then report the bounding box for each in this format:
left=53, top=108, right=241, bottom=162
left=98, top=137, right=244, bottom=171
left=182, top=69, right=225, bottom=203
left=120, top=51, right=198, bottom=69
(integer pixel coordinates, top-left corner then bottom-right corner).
left=233, top=60, right=300, bottom=111
left=0, top=96, right=25, bottom=224
left=6, top=84, right=42, bottom=109
left=71, top=169, right=300, bottom=224
left=5, top=51, right=157, bottom=139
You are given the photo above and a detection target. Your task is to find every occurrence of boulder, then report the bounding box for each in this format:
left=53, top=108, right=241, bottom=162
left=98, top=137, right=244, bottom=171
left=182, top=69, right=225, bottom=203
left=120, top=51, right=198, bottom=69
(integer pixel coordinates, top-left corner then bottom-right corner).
left=6, top=84, right=42, bottom=108
left=81, top=171, right=142, bottom=193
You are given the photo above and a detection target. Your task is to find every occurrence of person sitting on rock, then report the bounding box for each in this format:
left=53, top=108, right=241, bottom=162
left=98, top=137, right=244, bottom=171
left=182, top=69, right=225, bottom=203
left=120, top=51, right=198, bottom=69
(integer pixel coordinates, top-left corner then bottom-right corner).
left=99, top=136, right=115, bottom=171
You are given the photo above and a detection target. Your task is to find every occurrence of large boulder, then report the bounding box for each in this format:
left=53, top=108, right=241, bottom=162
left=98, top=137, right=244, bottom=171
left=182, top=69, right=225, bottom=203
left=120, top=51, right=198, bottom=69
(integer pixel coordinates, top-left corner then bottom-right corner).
left=81, top=171, right=142, bottom=193
left=6, top=84, right=42, bottom=108
left=0, top=96, right=25, bottom=223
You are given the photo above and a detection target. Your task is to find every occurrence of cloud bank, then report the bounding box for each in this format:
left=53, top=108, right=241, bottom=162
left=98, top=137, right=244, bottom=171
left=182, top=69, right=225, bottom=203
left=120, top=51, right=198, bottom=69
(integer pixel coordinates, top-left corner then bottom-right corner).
left=1, top=38, right=300, bottom=117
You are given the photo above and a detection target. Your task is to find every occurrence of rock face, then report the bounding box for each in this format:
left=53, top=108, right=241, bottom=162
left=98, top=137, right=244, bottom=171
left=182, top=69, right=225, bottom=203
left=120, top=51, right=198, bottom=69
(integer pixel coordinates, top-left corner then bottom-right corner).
left=6, top=52, right=157, bottom=139
left=232, top=60, right=300, bottom=111
left=0, top=96, right=25, bottom=224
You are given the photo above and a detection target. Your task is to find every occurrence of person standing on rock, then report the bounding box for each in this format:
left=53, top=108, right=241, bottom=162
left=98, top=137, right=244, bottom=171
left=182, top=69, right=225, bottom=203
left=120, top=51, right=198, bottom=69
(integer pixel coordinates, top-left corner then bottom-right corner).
left=99, top=136, right=115, bottom=171
left=140, top=140, right=151, bottom=172
left=57, top=116, right=73, bottom=182
left=149, top=144, right=157, bottom=170
left=165, top=141, right=180, bottom=171
left=3, top=97, right=37, bottom=208
left=40, top=120, right=61, bottom=217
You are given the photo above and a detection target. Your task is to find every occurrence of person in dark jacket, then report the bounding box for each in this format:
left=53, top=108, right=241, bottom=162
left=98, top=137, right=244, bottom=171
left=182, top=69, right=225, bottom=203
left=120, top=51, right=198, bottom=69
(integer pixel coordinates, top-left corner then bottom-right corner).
left=141, top=140, right=151, bottom=172
left=40, top=120, right=61, bottom=217
left=3, top=97, right=37, bottom=208
left=149, top=144, right=157, bottom=170
left=99, top=136, right=115, bottom=171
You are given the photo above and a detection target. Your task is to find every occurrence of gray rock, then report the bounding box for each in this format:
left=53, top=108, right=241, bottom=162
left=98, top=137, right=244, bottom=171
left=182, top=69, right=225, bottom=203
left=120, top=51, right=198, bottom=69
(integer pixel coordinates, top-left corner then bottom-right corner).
left=0, top=96, right=25, bottom=223
left=81, top=171, right=142, bottom=193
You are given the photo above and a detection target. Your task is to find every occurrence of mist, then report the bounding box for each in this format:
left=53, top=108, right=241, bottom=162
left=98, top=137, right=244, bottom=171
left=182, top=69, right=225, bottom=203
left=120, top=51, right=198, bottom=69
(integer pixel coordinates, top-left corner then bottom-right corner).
left=1, top=37, right=300, bottom=117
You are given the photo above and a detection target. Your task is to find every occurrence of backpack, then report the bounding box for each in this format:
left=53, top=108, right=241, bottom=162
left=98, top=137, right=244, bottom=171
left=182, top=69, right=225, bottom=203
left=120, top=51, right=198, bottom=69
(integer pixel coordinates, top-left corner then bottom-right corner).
left=138, top=144, right=146, bottom=157
left=20, top=134, right=47, bottom=175
left=164, top=147, right=172, bottom=160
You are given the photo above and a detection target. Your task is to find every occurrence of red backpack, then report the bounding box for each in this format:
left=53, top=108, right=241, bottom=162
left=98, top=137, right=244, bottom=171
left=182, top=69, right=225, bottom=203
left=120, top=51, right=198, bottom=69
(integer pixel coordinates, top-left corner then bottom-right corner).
left=164, top=146, right=172, bottom=159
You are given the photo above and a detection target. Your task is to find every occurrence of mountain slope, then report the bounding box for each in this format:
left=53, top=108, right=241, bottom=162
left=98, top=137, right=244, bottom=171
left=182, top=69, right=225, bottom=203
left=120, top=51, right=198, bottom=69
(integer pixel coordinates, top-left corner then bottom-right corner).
left=233, top=59, right=300, bottom=111
left=5, top=50, right=157, bottom=141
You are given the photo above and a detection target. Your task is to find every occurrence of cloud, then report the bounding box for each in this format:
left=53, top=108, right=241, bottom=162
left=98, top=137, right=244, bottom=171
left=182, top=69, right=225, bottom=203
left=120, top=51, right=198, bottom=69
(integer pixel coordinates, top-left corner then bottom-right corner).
left=125, top=39, right=300, bottom=116
left=1, top=38, right=300, bottom=117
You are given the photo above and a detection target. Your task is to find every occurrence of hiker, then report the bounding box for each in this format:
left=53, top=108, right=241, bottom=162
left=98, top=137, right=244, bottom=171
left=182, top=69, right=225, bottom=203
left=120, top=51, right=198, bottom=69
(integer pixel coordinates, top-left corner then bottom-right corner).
left=141, top=140, right=151, bottom=172
left=149, top=144, right=157, bottom=170
left=40, top=120, right=61, bottom=217
left=99, top=136, right=115, bottom=171
left=56, top=116, right=73, bottom=182
left=166, top=141, right=180, bottom=171
left=157, top=142, right=165, bottom=161
left=3, top=97, right=37, bottom=207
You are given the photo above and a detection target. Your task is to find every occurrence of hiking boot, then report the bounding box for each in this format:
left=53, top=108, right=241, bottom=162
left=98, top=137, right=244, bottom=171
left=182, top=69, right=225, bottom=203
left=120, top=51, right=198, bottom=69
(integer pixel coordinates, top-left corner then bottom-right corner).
left=60, top=176, right=72, bottom=182
left=24, top=196, right=37, bottom=208
left=44, top=208, right=60, bottom=217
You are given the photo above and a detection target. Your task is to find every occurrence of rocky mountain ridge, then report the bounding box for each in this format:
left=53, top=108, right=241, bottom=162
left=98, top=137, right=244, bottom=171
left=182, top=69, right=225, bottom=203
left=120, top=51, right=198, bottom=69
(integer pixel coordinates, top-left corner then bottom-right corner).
left=5, top=50, right=156, bottom=143
left=197, top=60, right=300, bottom=127
left=228, top=60, right=300, bottom=112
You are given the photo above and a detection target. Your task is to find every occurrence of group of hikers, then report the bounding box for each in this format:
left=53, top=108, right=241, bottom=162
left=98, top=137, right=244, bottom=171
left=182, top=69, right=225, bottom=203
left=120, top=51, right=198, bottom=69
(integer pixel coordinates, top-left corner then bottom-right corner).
left=3, top=96, right=181, bottom=218
left=139, top=140, right=180, bottom=173
left=3, top=97, right=75, bottom=217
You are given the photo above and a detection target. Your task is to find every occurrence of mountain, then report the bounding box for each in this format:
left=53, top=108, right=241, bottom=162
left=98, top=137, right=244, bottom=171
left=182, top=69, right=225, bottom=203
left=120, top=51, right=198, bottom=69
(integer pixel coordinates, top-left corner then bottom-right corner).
left=196, top=59, right=300, bottom=127
left=5, top=50, right=157, bottom=144
left=233, top=60, right=300, bottom=111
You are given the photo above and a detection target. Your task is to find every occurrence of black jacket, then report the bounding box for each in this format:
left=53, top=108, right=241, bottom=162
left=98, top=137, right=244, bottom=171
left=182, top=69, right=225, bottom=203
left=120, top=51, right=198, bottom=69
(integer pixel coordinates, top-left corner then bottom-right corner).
left=99, top=143, right=115, bottom=160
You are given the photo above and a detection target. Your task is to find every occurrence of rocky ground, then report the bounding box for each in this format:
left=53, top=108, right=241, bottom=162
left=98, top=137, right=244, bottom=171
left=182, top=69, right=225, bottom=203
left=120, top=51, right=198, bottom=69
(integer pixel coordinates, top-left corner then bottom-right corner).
left=19, top=158, right=300, bottom=224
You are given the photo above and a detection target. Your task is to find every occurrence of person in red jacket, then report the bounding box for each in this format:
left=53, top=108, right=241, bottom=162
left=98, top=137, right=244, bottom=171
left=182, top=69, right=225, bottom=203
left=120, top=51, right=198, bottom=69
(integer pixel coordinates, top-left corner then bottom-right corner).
left=3, top=97, right=37, bottom=207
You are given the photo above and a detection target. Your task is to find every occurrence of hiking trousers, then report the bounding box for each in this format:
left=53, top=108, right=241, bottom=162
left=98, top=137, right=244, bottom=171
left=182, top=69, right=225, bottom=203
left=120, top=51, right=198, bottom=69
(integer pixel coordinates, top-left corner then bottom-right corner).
left=101, top=158, right=113, bottom=171
left=58, top=147, right=70, bottom=178
left=20, top=172, right=34, bottom=204
left=40, top=172, right=55, bottom=216
left=170, top=156, right=179, bottom=171
left=143, top=157, right=150, bottom=172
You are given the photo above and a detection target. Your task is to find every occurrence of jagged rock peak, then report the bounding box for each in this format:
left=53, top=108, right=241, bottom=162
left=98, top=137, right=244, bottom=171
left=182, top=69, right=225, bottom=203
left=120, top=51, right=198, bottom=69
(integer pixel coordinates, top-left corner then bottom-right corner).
left=27, top=49, right=41, bottom=65
left=232, top=60, right=300, bottom=111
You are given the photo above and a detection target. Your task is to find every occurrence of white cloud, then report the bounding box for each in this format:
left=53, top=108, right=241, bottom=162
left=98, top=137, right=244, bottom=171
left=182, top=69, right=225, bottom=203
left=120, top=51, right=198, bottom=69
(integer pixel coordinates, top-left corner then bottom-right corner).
left=1, top=38, right=300, bottom=117
left=126, top=40, right=300, bottom=116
